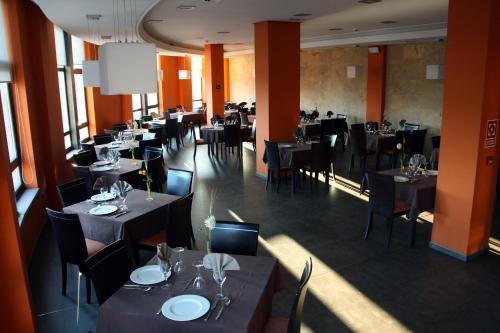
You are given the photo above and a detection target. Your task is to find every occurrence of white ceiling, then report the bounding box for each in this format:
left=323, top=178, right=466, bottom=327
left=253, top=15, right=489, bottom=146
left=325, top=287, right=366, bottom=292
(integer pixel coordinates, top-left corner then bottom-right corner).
left=35, top=0, right=448, bottom=56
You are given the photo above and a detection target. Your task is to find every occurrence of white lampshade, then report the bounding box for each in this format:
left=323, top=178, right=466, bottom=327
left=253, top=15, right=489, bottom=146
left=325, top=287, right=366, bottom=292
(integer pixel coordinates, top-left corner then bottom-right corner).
left=82, top=60, right=101, bottom=87
left=178, top=69, right=191, bottom=80
left=99, top=42, right=158, bottom=95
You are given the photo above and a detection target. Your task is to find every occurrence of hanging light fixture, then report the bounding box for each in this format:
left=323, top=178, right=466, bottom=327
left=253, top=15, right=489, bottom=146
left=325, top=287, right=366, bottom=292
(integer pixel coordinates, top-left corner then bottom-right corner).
left=82, top=14, right=101, bottom=87
left=178, top=55, right=191, bottom=80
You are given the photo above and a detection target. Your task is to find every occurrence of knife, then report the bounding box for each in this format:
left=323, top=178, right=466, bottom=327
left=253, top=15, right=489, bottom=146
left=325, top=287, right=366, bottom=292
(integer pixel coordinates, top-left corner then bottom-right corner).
left=203, top=299, right=219, bottom=322
left=114, top=210, right=130, bottom=218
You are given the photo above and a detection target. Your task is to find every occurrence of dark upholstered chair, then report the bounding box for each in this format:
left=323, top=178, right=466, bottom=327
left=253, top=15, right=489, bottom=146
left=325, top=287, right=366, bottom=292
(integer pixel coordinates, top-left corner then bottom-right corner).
left=263, top=258, right=313, bottom=333
left=210, top=221, right=259, bottom=256
left=350, top=123, right=365, bottom=130
left=166, top=168, right=193, bottom=197
left=72, top=150, right=96, bottom=166
left=223, top=124, right=243, bottom=159
left=264, top=140, right=291, bottom=193
left=112, top=123, right=128, bottom=131
left=364, top=172, right=412, bottom=248
left=301, top=141, right=331, bottom=190
left=347, top=128, right=374, bottom=175
left=93, top=134, right=113, bottom=145
left=56, top=178, right=90, bottom=207
left=163, top=119, right=181, bottom=150
left=85, top=240, right=134, bottom=305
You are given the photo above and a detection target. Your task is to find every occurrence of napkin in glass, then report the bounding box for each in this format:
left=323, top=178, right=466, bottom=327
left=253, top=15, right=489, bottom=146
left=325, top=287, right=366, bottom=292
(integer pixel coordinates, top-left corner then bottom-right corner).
left=93, top=175, right=118, bottom=192
left=111, top=180, right=133, bottom=198
left=203, top=253, right=240, bottom=281
left=157, top=242, right=171, bottom=261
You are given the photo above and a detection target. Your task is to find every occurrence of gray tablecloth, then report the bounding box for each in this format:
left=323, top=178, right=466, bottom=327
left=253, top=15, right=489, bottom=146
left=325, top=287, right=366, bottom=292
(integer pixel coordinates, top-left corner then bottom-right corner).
left=302, top=122, right=320, bottom=137
left=200, top=126, right=250, bottom=144
left=366, top=133, right=395, bottom=154
left=95, top=141, right=139, bottom=160
left=263, top=142, right=334, bottom=169
left=63, top=189, right=180, bottom=244
left=96, top=251, right=279, bottom=333
left=361, top=169, right=437, bottom=219
left=89, top=158, right=142, bottom=188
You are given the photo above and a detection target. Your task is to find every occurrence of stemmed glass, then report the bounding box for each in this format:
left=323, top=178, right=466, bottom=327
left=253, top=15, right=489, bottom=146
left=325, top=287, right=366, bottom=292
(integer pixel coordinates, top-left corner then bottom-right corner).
left=158, top=258, right=172, bottom=289
left=172, top=247, right=186, bottom=273
left=192, top=260, right=206, bottom=290
left=212, top=270, right=227, bottom=300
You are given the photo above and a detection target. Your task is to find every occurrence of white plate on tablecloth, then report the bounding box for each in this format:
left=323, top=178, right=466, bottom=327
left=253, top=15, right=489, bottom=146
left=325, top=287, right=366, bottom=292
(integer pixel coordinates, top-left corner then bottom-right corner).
left=130, top=265, right=169, bottom=285
left=93, top=160, right=111, bottom=167
left=111, top=141, right=124, bottom=145
left=88, top=205, right=118, bottom=216
left=92, top=165, right=114, bottom=172
left=427, top=170, right=438, bottom=176
left=394, top=176, right=409, bottom=183
left=161, top=295, right=210, bottom=321
left=90, top=192, right=116, bottom=203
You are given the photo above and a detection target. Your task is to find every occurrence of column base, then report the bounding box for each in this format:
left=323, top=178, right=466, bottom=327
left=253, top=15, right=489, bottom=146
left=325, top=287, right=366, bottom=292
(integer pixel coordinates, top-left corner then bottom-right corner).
left=429, top=241, right=489, bottom=262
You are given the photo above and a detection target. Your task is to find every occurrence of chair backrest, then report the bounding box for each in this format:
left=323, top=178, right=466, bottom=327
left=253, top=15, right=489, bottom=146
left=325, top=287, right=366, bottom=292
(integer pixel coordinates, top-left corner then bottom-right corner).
left=57, top=178, right=90, bottom=207
left=350, top=123, right=365, bottom=130
left=163, top=111, right=171, bottom=119
left=46, top=208, right=88, bottom=266
left=264, top=140, right=281, bottom=171
left=142, top=115, right=153, bottom=122
left=251, top=119, right=257, bottom=137
left=310, top=141, right=331, bottom=172
left=211, top=220, right=260, bottom=256
left=112, top=123, right=128, bottom=131
left=224, top=124, right=242, bottom=147
left=404, top=123, right=420, bottom=132
left=94, top=134, right=113, bottom=145
left=73, top=166, right=93, bottom=194
left=367, top=171, right=395, bottom=217
left=104, top=129, right=117, bottom=136
left=431, top=135, right=440, bottom=149
left=141, top=155, right=165, bottom=193
left=166, top=193, right=194, bottom=249
left=336, top=113, right=347, bottom=119
left=148, top=127, right=163, bottom=143
left=72, top=150, right=96, bottom=166
left=85, top=240, right=134, bottom=306
left=140, top=138, right=161, bottom=157
left=332, top=118, right=347, bottom=135
left=164, top=119, right=179, bottom=138
left=287, top=257, right=313, bottom=333
left=166, top=168, right=194, bottom=197
left=167, top=108, right=177, bottom=114
left=240, top=112, right=249, bottom=126
left=349, top=128, right=367, bottom=155
left=320, top=119, right=335, bottom=137
left=366, top=121, right=379, bottom=131
left=410, top=129, right=427, bottom=155
left=144, top=146, right=163, bottom=161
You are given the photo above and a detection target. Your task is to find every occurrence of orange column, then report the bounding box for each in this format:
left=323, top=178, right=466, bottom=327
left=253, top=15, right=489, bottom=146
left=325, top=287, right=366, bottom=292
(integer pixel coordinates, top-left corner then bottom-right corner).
left=177, top=56, right=193, bottom=111
left=366, top=45, right=386, bottom=124
left=255, top=21, right=300, bottom=177
left=430, top=0, right=500, bottom=260
left=204, top=44, right=225, bottom=120
left=157, top=55, right=180, bottom=110
left=224, top=58, right=230, bottom=102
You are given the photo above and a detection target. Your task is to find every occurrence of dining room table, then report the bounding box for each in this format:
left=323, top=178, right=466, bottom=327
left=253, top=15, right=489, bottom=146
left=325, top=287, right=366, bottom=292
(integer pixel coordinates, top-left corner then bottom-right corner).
left=89, top=158, right=143, bottom=189
left=63, top=189, right=180, bottom=245
left=360, top=168, right=437, bottom=247
left=199, top=125, right=250, bottom=157
left=94, top=140, right=140, bottom=160
left=95, top=250, right=279, bottom=333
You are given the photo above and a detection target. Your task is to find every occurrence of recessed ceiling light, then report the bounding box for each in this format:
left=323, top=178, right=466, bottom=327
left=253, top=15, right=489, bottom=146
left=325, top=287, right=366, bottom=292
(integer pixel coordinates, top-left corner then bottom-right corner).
left=293, top=13, right=312, bottom=17
left=217, top=31, right=230, bottom=34
left=358, top=0, right=382, bottom=4
left=177, top=5, right=197, bottom=10
left=380, top=20, right=397, bottom=24
left=329, top=27, right=343, bottom=31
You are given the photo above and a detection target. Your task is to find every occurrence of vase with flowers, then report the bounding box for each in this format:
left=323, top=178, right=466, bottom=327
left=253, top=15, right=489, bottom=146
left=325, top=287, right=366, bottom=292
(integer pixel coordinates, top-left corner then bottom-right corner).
left=396, top=137, right=407, bottom=173
left=200, top=189, right=217, bottom=253
left=139, top=166, right=153, bottom=200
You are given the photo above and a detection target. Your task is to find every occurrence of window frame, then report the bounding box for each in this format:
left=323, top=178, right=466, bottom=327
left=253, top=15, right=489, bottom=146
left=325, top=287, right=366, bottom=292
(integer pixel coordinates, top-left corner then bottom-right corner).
left=132, top=93, right=159, bottom=118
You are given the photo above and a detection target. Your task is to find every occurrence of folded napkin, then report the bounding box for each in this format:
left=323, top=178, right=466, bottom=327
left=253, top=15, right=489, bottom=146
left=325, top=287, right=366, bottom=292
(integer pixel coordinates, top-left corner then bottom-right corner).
left=157, top=243, right=171, bottom=261
left=203, top=253, right=240, bottom=280
left=93, top=176, right=118, bottom=192
left=111, top=180, right=133, bottom=197
left=109, top=149, right=121, bottom=162
left=98, top=147, right=110, bottom=160
left=409, top=154, right=427, bottom=168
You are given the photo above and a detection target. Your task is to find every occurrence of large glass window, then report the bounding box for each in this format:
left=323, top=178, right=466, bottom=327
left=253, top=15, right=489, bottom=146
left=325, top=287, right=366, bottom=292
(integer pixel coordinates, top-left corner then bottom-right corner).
left=54, top=27, right=89, bottom=151
left=131, top=92, right=159, bottom=118
left=191, top=56, right=203, bottom=109
left=1, top=83, right=22, bottom=193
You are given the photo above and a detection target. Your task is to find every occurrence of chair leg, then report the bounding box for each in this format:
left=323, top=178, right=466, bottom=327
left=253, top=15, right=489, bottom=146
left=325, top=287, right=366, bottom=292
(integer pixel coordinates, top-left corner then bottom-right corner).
left=266, top=170, right=270, bottom=191
left=76, top=271, right=81, bottom=324
left=348, top=154, right=354, bottom=176
left=86, top=275, right=91, bottom=304
left=193, top=142, right=197, bottom=158
left=365, top=210, right=374, bottom=240
left=386, top=217, right=393, bottom=248
left=325, top=169, right=329, bottom=189
left=61, top=260, right=67, bottom=296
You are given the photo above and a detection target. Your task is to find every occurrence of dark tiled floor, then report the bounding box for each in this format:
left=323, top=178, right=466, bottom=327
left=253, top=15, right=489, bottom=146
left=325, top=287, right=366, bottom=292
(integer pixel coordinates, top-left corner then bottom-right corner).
left=29, top=136, right=500, bottom=332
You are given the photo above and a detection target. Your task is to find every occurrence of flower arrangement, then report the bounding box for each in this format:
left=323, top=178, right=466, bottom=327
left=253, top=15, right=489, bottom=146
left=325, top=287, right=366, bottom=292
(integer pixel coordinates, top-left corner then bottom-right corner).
left=295, top=124, right=305, bottom=144
left=139, top=164, right=153, bottom=200
left=399, top=119, right=407, bottom=130
left=200, top=189, right=217, bottom=253
left=396, top=137, right=407, bottom=172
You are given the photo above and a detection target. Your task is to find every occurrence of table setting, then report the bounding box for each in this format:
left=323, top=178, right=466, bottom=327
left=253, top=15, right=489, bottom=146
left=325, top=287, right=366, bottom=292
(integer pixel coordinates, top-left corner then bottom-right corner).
left=96, top=245, right=278, bottom=333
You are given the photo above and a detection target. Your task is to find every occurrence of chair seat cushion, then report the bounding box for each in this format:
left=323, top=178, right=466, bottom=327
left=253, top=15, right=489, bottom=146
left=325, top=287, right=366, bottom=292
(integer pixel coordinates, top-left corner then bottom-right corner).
left=394, top=200, right=412, bottom=214
left=263, top=316, right=289, bottom=333
left=137, top=231, right=166, bottom=247
left=85, top=238, right=107, bottom=257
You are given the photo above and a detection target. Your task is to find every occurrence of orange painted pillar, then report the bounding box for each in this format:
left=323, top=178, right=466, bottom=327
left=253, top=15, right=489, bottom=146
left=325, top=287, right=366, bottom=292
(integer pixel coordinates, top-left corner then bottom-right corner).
left=366, top=45, right=386, bottom=124
left=177, top=56, right=193, bottom=111
left=204, top=44, right=225, bottom=120
left=430, top=0, right=500, bottom=260
left=224, top=58, right=230, bottom=102
left=158, top=55, right=180, bottom=110
left=254, top=21, right=300, bottom=177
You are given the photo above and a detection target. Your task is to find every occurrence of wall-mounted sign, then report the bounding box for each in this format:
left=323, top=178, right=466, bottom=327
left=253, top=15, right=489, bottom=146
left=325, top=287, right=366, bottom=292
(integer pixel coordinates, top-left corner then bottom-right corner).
left=485, top=119, right=498, bottom=148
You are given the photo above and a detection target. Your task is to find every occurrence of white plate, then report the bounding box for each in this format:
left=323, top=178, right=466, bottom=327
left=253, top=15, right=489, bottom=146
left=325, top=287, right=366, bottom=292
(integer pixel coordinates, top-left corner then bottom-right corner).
left=93, top=160, right=111, bottom=167
left=161, top=295, right=210, bottom=321
left=394, top=176, right=409, bottom=183
left=111, top=141, right=124, bottom=145
left=427, top=170, right=438, bottom=176
left=92, top=165, right=114, bottom=172
left=88, top=205, right=118, bottom=216
left=130, top=265, right=169, bottom=285
left=90, top=192, right=116, bottom=202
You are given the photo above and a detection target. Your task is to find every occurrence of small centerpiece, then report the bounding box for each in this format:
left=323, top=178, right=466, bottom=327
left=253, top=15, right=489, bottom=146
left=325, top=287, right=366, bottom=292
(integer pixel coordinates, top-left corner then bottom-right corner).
left=126, top=119, right=133, bottom=130
left=200, top=190, right=217, bottom=253
left=295, top=124, right=305, bottom=144
left=396, top=137, right=407, bottom=173
left=139, top=164, right=153, bottom=200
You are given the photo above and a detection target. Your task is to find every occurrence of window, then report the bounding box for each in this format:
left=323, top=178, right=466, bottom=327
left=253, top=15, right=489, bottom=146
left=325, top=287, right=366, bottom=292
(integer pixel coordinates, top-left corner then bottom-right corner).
left=191, top=56, right=203, bottom=109
left=131, top=92, right=159, bottom=119
left=54, top=26, right=89, bottom=151
left=1, top=83, right=22, bottom=194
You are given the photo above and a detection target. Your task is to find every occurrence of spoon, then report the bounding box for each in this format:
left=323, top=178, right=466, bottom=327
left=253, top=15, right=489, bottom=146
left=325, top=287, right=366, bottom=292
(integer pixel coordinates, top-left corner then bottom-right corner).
left=215, top=297, right=231, bottom=320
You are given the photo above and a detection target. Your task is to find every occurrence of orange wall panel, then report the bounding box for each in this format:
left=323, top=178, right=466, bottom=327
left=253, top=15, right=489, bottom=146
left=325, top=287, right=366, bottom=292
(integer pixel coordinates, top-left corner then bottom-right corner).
left=158, top=55, right=180, bottom=110
left=224, top=58, right=230, bottom=102
left=177, top=56, right=193, bottom=111
left=205, top=44, right=225, bottom=119
left=366, top=46, right=386, bottom=124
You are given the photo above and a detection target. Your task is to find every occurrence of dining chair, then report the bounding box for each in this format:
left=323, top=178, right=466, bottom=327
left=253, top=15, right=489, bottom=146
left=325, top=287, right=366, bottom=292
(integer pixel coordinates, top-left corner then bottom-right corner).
left=166, top=168, right=194, bottom=197
left=46, top=208, right=107, bottom=306
left=240, top=111, right=249, bottom=127
left=163, top=119, right=181, bottom=150
left=93, top=134, right=113, bottom=145
left=148, top=126, right=164, bottom=144
left=350, top=123, right=365, bottom=130
left=56, top=178, right=90, bottom=207
left=210, top=220, right=260, bottom=256
left=72, top=150, right=96, bottom=166
left=263, top=257, right=313, bottom=333
left=366, top=121, right=379, bottom=131
left=332, top=118, right=347, bottom=151
left=139, top=138, right=161, bottom=157
left=167, top=108, right=177, bottom=114
left=336, top=113, right=347, bottom=119
left=112, top=123, right=128, bottom=131
left=264, top=140, right=291, bottom=193
left=364, top=171, right=411, bottom=248
left=192, top=126, right=211, bottom=158
left=404, top=123, right=420, bottom=131
left=73, top=166, right=93, bottom=194
left=410, top=129, right=427, bottom=155
left=141, top=115, right=153, bottom=122
left=223, top=124, right=243, bottom=159
left=250, top=102, right=256, bottom=115
left=320, top=118, right=335, bottom=139
left=243, top=119, right=257, bottom=151
left=141, top=155, right=165, bottom=193
left=301, top=141, right=331, bottom=191
left=85, top=240, right=134, bottom=306
left=431, top=135, right=440, bottom=149
left=144, top=146, right=164, bottom=164
left=347, top=128, right=374, bottom=175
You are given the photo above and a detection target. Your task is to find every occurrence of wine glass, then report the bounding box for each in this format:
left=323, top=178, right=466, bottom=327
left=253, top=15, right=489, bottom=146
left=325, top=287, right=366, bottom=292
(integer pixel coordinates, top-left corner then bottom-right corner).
left=212, top=270, right=227, bottom=300
left=192, top=260, right=206, bottom=290
left=172, top=247, right=185, bottom=273
left=158, top=258, right=172, bottom=288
